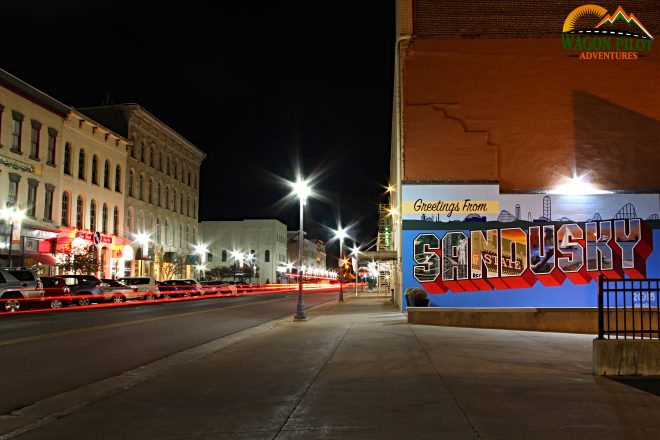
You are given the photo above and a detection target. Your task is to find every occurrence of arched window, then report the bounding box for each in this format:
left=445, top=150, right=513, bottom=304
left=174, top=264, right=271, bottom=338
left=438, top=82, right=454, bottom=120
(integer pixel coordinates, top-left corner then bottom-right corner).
left=157, top=182, right=162, bottom=206
left=91, top=155, right=98, bottom=184
left=140, top=142, right=145, bottom=163
left=76, top=195, right=84, bottom=229
left=221, top=250, right=227, bottom=262
left=156, top=218, right=161, bottom=243
left=165, top=186, right=169, bottom=209
left=164, top=220, right=169, bottom=245
left=61, top=191, right=70, bottom=226
left=129, top=170, right=135, bottom=197
left=102, top=204, right=108, bottom=233
left=149, top=179, right=154, bottom=204
left=179, top=224, right=183, bottom=247
left=180, top=193, right=184, bottom=214
left=139, top=174, right=144, bottom=200
left=265, top=250, right=270, bottom=262
left=137, top=210, right=144, bottom=233
left=78, top=148, right=86, bottom=180
left=64, top=143, right=72, bottom=175
left=174, top=161, right=178, bottom=180
left=115, top=165, right=121, bottom=192
left=186, top=226, right=189, bottom=244
left=150, top=146, right=154, bottom=167
left=167, top=156, right=171, bottom=176
left=89, top=200, right=97, bottom=231
left=126, top=208, right=133, bottom=237
left=113, top=207, right=119, bottom=235
left=173, top=189, right=177, bottom=212
left=104, top=160, right=110, bottom=188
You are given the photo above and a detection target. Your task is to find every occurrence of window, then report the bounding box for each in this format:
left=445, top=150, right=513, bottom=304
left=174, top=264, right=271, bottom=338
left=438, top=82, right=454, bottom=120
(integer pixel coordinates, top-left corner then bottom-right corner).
left=265, top=250, right=270, bottom=263
left=159, top=154, right=163, bottom=172
left=64, top=143, right=72, bottom=175
left=167, top=156, right=170, bottom=176
left=27, top=179, right=38, bottom=217
left=102, top=204, right=108, bottom=233
left=115, top=165, right=121, bottom=192
left=157, top=182, right=162, bottom=206
left=7, top=173, right=20, bottom=207
left=90, top=200, right=97, bottom=231
left=78, top=149, right=86, bottom=180
left=44, top=184, right=54, bottom=221
left=76, top=195, right=84, bottom=229
left=150, top=146, right=154, bottom=167
left=156, top=218, right=161, bottom=243
left=91, top=155, right=98, bottom=185
left=137, top=211, right=144, bottom=233
left=179, top=224, right=182, bottom=247
left=173, top=189, right=177, bottom=212
left=222, top=250, right=227, bottom=262
left=47, top=128, right=57, bottom=165
left=164, top=220, right=169, bottom=245
left=180, top=193, right=184, bottom=214
left=148, top=179, right=154, bottom=204
left=129, top=170, right=134, bottom=197
left=126, top=208, right=133, bottom=237
left=174, top=162, right=177, bottom=180
left=113, top=207, right=119, bottom=235
left=140, top=142, right=145, bottom=163
left=11, top=111, right=23, bottom=153
left=30, top=120, right=41, bottom=159
left=104, top=160, right=110, bottom=188
left=61, top=192, right=70, bottom=226
left=139, top=174, right=144, bottom=200
left=165, top=186, right=169, bottom=209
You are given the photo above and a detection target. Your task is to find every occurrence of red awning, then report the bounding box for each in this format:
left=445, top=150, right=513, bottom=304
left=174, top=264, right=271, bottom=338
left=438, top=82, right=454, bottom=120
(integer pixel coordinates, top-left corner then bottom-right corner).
left=28, top=254, right=58, bottom=265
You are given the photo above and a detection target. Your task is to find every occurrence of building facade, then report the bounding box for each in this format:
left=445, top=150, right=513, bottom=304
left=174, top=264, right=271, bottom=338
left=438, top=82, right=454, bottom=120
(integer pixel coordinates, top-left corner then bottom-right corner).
left=79, top=105, right=206, bottom=280
left=200, top=219, right=288, bottom=284
left=0, top=70, right=130, bottom=277
left=392, top=1, right=660, bottom=308
left=286, top=232, right=327, bottom=272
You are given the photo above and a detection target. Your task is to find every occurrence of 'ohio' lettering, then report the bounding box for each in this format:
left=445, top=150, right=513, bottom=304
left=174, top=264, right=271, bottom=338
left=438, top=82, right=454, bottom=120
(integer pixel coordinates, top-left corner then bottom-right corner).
left=413, top=219, right=652, bottom=293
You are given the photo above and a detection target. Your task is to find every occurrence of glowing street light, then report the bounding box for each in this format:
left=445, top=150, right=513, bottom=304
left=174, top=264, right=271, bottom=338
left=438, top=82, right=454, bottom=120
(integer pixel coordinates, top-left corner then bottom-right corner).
left=291, top=177, right=312, bottom=321
left=335, top=225, right=348, bottom=302
left=194, top=243, right=209, bottom=280
left=1, top=206, right=25, bottom=267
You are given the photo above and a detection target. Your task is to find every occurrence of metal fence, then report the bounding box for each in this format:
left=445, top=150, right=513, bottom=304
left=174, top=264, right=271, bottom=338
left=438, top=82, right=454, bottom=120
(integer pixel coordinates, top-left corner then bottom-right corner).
left=597, top=275, right=660, bottom=340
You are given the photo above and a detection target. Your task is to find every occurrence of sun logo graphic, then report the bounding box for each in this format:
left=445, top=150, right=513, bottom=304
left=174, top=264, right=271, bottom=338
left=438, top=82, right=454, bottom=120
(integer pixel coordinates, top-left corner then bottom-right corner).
left=561, top=5, right=653, bottom=60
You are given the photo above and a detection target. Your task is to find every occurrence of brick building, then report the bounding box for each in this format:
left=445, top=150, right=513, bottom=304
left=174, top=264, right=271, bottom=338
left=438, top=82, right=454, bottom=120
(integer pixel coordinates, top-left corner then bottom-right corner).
left=391, top=1, right=660, bottom=308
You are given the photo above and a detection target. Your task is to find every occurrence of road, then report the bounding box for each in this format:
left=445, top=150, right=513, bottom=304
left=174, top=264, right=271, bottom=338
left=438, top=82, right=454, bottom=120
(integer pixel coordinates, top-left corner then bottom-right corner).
left=0, top=289, right=340, bottom=415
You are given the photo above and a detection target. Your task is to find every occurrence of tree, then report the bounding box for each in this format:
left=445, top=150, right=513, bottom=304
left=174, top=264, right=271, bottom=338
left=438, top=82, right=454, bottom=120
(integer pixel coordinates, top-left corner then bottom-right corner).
left=154, top=249, right=188, bottom=280
left=56, top=242, right=101, bottom=275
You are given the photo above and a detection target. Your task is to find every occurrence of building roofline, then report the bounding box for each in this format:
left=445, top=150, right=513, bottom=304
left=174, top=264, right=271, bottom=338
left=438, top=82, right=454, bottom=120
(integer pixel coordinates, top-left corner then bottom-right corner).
left=68, top=108, right=131, bottom=146
left=79, top=103, right=206, bottom=159
left=0, top=68, right=71, bottom=116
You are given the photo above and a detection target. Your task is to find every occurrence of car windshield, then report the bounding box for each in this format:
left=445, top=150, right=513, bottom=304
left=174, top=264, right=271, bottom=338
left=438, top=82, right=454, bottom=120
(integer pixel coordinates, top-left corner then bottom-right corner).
left=102, top=279, right=126, bottom=287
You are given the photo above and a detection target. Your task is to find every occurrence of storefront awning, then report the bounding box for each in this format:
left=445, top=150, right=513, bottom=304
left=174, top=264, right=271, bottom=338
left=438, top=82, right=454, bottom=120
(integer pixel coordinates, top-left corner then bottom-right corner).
left=184, top=255, right=200, bottom=265
left=163, top=252, right=179, bottom=263
left=135, top=247, right=154, bottom=261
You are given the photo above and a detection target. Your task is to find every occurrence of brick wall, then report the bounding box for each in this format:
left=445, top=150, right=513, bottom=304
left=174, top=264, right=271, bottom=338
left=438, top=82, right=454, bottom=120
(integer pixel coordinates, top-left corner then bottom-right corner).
left=413, top=1, right=660, bottom=39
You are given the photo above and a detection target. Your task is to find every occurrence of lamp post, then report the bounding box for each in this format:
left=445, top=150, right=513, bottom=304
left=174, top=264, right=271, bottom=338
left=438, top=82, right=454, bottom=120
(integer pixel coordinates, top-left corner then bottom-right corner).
left=350, top=241, right=361, bottom=297
left=194, top=244, right=209, bottom=280
left=1, top=206, right=25, bottom=268
left=335, top=226, right=348, bottom=302
left=292, top=178, right=311, bottom=320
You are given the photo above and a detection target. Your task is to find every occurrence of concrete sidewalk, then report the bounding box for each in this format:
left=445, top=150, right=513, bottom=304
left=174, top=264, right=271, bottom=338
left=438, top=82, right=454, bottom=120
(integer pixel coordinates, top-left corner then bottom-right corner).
left=6, top=298, right=660, bottom=439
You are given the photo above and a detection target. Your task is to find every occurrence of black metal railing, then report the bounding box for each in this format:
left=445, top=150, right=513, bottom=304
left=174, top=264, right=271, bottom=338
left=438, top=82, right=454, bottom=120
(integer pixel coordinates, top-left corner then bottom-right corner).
left=598, top=275, right=660, bottom=340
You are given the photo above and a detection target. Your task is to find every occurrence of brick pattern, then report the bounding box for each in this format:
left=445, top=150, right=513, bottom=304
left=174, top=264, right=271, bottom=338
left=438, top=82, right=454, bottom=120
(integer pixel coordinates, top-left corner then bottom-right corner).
left=413, top=0, right=660, bottom=39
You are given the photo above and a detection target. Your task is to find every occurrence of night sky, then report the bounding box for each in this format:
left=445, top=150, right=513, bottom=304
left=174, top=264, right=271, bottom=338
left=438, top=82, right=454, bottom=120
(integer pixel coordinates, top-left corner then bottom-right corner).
left=1, top=1, right=395, bottom=260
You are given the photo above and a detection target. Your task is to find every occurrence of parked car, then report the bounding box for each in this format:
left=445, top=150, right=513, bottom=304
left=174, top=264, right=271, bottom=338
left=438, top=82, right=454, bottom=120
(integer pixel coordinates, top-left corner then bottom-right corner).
left=156, top=280, right=179, bottom=299
left=101, top=279, right=142, bottom=303
left=200, top=280, right=237, bottom=295
left=160, top=279, right=203, bottom=297
left=117, top=276, right=160, bottom=301
left=59, top=275, right=113, bottom=306
left=40, top=276, right=72, bottom=309
left=0, top=267, right=45, bottom=312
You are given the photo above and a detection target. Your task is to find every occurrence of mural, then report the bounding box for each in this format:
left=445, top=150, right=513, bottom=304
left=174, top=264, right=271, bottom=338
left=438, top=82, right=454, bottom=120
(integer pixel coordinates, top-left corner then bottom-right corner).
left=403, top=185, right=660, bottom=308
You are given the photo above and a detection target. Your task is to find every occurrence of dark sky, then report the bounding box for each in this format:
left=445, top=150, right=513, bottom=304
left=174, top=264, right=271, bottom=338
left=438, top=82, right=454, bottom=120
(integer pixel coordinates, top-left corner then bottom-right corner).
left=1, top=1, right=395, bottom=260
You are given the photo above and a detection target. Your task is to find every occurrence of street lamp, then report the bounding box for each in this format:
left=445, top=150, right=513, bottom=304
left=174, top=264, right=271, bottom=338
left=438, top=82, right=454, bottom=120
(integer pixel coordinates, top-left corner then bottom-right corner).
left=194, top=243, right=209, bottom=280
left=335, top=226, right=348, bottom=302
left=350, top=241, right=361, bottom=297
left=292, top=178, right=311, bottom=320
left=231, top=250, right=244, bottom=282
left=135, top=233, right=150, bottom=276
left=1, top=206, right=25, bottom=268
